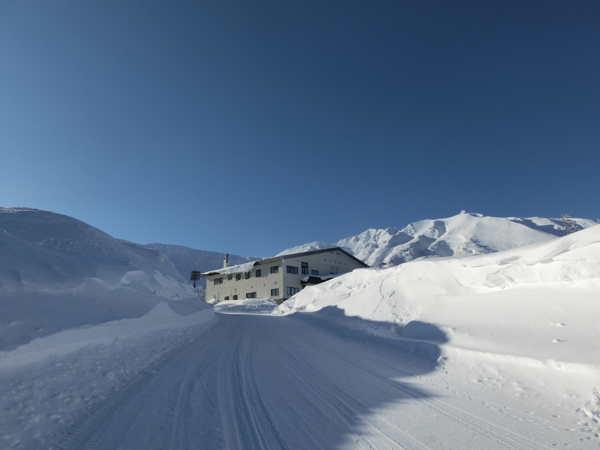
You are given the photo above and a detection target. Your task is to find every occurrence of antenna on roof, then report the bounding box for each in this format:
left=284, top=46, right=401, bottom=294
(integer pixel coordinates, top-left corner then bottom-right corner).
left=561, top=214, right=577, bottom=235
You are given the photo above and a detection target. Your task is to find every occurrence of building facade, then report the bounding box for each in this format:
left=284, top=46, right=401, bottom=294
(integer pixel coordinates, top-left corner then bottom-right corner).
left=201, top=247, right=369, bottom=303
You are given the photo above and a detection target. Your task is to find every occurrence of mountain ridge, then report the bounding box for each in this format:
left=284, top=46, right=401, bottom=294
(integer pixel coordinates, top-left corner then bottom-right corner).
left=279, top=211, right=597, bottom=267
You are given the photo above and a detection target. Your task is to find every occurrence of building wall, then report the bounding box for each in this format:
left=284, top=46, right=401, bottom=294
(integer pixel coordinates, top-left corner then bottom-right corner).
left=205, top=261, right=284, bottom=302
left=205, top=249, right=366, bottom=302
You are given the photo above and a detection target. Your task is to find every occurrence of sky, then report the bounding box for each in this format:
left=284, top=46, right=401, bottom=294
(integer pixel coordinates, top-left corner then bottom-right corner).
left=1, top=0, right=599, bottom=257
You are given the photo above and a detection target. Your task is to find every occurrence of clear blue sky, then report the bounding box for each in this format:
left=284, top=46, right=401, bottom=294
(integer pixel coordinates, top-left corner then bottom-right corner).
left=1, top=1, right=598, bottom=257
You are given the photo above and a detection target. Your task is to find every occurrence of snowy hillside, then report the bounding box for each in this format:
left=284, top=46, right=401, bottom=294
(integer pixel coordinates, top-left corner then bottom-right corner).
left=2, top=207, right=600, bottom=447
left=0, top=208, right=195, bottom=350
left=144, top=243, right=259, bottom=287
left=0, top=208, right=191, bottom=296
left=277, top=240, right=332, bottom=256
left=280, top=211, right=597, bottom=266
left=270, top=225, right=600, bottom=444
left=276, top=224, right=600, bottom=360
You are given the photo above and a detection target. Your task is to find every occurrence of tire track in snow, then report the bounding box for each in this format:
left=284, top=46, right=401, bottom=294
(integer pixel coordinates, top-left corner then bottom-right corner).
left=273, top=338, right=430, bottom=450
left=54, top=313, right=552, bottom=449
left=305, top=336, right=552, bottom=450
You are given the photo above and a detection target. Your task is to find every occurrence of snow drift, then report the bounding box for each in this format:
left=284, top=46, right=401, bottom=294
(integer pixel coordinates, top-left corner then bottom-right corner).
left=276, top=224, right=600, bottom=365
left=275, top=225, right=600, bottom=441
left=0, top=208, right=195, bottom=350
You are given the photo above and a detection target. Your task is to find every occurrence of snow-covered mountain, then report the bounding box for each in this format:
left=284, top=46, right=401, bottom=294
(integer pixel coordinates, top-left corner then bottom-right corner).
left=143, top=243, right=259, bottom=287
left=0, top=208, right=191, bottom=297
left=279, top=211, right=597, bottom=266
left=0, top=208, right=199, bottom=349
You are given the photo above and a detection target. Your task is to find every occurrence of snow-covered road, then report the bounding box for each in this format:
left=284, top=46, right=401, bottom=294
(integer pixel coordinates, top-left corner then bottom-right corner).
left=54, top=312, right=554, bottom=450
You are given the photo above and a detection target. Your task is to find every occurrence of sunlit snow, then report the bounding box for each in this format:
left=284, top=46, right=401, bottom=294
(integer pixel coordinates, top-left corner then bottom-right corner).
left=1, top=208, right=599, bottom=448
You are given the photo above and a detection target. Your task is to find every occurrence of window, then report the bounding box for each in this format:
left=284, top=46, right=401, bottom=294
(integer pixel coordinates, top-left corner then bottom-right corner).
left=235, top=273, right=241, bottom=281
left=255, top=269, right=262, bottom=277
left=330, top=266, right=338, bottom=274
left=271, top=288, right=279, bottom=296
left=301, top=262, right=309, bottom=275
left=286, top=265, right=298, bottom=274
left=270, top=266, right=279, bottom=274
left=287, top=287, right=299, bottom=296
left=311, top=269, right=319, bottom=275
left=214, top=278, right=223, bottom=285
left=224, top=296, right=229, bottom=300
left=246, top=292, right=257, bottom=299
left=245, top=272, right=251, bottom=279
left=227, top=274, right=232, bottom=280
left=232, top=295, right=238, bottom=300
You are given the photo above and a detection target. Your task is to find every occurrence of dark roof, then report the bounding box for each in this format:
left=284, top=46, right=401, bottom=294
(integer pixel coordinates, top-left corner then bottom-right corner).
left=200, top=246, right=368, bottom=277
left=267, top=247, right=369, bottom=268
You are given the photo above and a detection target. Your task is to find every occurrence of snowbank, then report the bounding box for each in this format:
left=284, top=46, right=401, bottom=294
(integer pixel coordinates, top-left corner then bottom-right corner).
left=0, top=302, right=216, bottom=448
left=273, top=226, right=600, bottom=441
left=215, top=298, right=279, bottom=314
left=275, top=225, right=600, bottom=365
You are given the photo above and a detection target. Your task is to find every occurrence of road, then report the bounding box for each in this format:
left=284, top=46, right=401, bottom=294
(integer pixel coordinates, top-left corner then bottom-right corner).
left=55, top=312, right=551, bottom=450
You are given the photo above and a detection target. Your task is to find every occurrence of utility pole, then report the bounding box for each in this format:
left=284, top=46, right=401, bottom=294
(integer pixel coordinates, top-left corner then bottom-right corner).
left=561, top=214, right=577, bottom=235
left=190, top=255, right=228, bottom=288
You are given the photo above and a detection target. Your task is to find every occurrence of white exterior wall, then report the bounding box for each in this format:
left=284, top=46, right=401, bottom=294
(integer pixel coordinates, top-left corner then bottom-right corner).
left=204, top=249, right=366, bottom=303
left=281, top=249, right=362, bottom=295
left=205, top=262, right=284, bottom=302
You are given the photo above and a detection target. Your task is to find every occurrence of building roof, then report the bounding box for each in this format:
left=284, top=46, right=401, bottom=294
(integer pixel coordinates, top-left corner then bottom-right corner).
left=200, top=247, right=368, bottom=277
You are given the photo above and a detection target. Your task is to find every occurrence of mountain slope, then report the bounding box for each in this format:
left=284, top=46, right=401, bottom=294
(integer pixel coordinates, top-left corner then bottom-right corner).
left=0, top=208, right=197, bottom=349
left=144, top=243, right=259, bottom=286
left=0, top=208, right=191, bottom=297
left=281, top=212, right=597, bottom=266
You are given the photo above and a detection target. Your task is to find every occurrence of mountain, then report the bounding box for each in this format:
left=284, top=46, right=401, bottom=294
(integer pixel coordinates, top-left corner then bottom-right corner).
left=143, top=243, right=260, bottom=287
left=276, top=224, right=600, bottom=361
left=279, top=212, right=597, bottom=267
left=0, top=208, right=196, bottom=349
left=0, top=208, right=191, bottom=297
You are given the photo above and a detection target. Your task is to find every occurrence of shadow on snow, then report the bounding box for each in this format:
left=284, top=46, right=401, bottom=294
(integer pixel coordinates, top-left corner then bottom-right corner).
left=56, top=306, right=447, bottom=450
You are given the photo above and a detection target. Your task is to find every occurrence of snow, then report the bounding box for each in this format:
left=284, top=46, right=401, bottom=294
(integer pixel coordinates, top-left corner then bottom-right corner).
left=0, top=302, right=211, bottom=369
left=0, top=208, right=196, bottom=350
left=276, top=225, right=600, bottom=361
left=0, top=302, right=215, bottom=449
left=272, top=225, right=600, bottom=445
left=276, top=240, right=334, bottom=256
left=281, top=211, right=598, bottom=267
left=143, top=243, right=260, bottom=287
left=0, top=208, right=193, bottom=298
left=2, top=207, right=600, bottom=448
left=214, top=298, right=279, bottom=314
left=202, top=260, right=259, bottom=275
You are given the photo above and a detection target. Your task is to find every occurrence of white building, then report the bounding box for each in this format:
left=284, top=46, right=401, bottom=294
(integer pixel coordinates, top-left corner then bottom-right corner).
left=201, top=247, right=369, bottom=303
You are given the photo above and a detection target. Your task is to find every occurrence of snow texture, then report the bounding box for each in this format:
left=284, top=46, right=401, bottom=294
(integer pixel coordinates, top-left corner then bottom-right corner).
left=281, top=211, right=597, bottom=267
left=203, top=261, right=259, bottom=276
left=0, top=208, right=195, bottom=350
left=144, top=243, right=260, bottom=286
left=2, top=207, right=600, bottom=448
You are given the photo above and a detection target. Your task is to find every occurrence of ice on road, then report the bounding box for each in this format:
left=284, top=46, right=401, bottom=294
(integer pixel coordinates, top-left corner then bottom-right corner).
left=55, top=312, right=552, bottom=450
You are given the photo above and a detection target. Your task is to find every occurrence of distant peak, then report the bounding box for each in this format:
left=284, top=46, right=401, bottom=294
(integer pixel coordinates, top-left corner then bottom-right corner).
left=459, top=211, right=483, bottom=218
left=0, top=207, right=41, bottom=214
